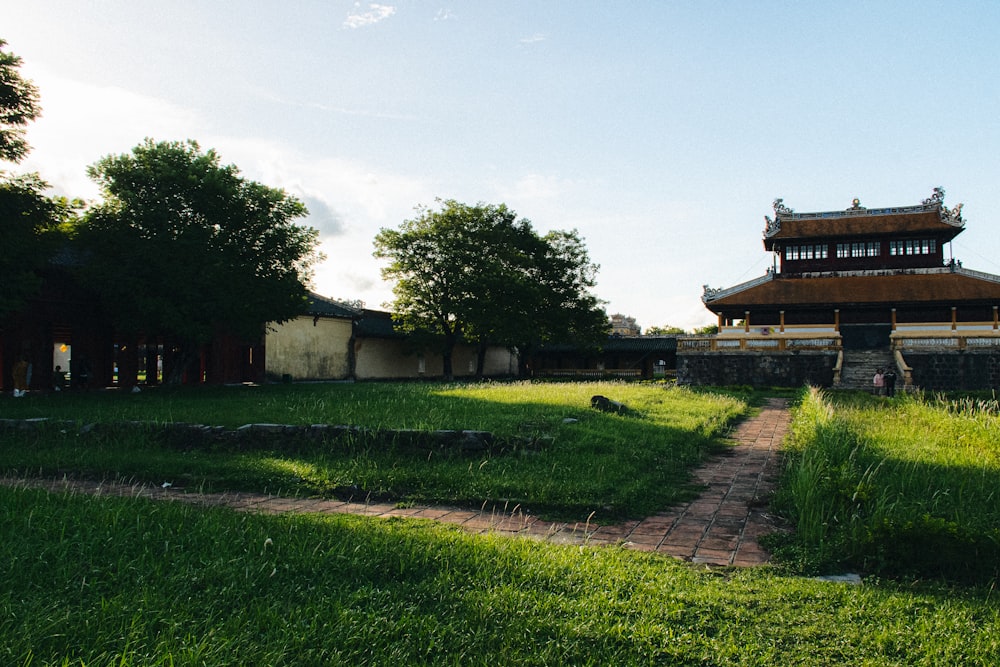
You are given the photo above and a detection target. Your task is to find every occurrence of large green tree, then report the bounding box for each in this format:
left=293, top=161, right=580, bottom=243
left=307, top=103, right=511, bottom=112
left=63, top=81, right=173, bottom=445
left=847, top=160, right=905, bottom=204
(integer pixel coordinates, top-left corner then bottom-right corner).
left=373, top=199, right=607, bottom=380
left=0, top=173, right=78, bottom=321
left=0, top=39, right=69, bottom=323
left=80, top=139, right=321, bottom=380
left=0, top=39, right=41, bottom=163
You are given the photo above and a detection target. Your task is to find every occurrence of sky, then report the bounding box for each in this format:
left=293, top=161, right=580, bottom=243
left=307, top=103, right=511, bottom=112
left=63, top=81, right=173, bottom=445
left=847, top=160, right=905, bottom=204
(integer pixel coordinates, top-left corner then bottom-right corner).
left=4, top=1, right=1000, bottom=332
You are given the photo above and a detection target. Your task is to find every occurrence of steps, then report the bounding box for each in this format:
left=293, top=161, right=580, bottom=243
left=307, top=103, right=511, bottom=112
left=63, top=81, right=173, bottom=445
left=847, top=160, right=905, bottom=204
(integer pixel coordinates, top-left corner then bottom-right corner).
left=837, top=349, right=897, bottom=391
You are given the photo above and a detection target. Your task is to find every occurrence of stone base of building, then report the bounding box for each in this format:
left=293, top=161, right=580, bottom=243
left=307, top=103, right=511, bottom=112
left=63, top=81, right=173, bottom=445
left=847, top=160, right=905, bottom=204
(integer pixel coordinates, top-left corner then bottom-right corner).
left=677, top=351, right=838, bottom=388
left=678, top=349, right=1000, bottom=391
left=904, top=350, right=1000, bottom=391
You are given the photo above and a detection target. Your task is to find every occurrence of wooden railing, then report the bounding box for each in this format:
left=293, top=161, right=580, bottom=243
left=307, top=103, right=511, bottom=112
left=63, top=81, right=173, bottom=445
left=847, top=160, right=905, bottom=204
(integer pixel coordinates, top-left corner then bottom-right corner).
left=678, top=335, right=841, bottom=352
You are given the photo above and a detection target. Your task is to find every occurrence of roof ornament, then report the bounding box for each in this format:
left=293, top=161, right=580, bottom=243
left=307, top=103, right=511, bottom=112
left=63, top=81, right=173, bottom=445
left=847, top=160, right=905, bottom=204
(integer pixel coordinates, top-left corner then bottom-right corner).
left=944, top=202, right=964, bottom=224
left=763, top=197, right=791, bottom=235
left=922, top=187, right=946, bottom=205
left=850, top=198, right=865, bottom=210
left=702, top=284, right=722, bottom=301
left=923, top=187, right=964, bottom=224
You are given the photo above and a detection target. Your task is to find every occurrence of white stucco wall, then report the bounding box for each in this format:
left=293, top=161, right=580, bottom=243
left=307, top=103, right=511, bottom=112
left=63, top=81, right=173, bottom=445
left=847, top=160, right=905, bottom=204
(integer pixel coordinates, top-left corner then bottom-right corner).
left=354, top=338, right=517, bottom=380
left=265, top=316, right=352, bottom=380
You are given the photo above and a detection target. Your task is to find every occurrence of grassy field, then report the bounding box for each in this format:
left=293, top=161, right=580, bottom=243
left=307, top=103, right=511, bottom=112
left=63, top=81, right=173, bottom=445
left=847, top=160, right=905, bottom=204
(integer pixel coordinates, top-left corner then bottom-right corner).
left=2, top=484, right=998, bottom=665
left=2, top=381, right=999, bottom=664
left=0, top=381, right=747, bottom=522
left=769, top=387, right=1000, bottom=584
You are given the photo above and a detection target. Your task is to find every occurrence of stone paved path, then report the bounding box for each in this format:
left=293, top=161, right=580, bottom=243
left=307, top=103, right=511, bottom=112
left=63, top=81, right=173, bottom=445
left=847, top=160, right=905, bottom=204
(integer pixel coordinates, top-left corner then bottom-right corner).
left=2, top=398, right=790, bottom=567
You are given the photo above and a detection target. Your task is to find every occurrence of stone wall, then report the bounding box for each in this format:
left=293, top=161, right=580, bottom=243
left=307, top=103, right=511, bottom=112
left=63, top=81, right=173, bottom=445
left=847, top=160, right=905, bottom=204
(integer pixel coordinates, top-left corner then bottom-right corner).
left=677, top=351, right=838, bottom=388
left=904, top=350, right=1000, bottom=390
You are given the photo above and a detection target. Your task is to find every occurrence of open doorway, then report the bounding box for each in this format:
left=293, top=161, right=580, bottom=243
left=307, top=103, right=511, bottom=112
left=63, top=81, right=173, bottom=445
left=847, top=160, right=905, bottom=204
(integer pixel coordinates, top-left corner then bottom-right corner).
left=53, top=342, right=71, bottom=390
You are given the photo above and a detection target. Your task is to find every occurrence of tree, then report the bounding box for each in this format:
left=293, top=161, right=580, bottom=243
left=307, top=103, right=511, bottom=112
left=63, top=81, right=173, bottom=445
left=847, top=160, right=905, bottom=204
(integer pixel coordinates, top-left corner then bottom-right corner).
left=80, top=139, right=321, bottom=381
left=374, top=199, right=608, bottom=380
left=0, top=39, right=41, bottom=163
left=0, top=173, right=78, bottom=321
left=691, top=324, right=719, bottom=335
left=0, top=39, right=62, bottom=321
left=645, top=325, right=687, bottom=335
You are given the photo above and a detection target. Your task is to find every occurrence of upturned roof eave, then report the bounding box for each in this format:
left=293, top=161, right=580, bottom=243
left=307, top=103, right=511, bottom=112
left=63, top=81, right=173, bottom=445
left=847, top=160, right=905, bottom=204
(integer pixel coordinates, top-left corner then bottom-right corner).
left=702, top=268, right=1000, bottom=313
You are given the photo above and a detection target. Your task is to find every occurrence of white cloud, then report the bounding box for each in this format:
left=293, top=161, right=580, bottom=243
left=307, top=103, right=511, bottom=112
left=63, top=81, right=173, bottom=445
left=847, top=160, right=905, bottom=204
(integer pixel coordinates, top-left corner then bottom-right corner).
left=19, top=66, right=205, bottom=200
left=343, top=4, right=397, bottom=29
left=16, top=66, right=427, bottom=310
left=519, top=33, right=547, bottom=44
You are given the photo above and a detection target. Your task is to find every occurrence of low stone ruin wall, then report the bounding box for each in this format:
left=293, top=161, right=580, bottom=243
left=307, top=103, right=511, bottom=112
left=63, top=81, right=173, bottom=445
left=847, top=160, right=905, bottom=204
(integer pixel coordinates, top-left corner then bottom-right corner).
left=0, top=418, right=547, bottom=456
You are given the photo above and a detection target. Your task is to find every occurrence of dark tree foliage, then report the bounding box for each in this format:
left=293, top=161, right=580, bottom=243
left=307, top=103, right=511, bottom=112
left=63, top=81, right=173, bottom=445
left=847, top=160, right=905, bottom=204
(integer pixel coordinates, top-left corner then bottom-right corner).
left=80, top=139, right=321, bottom=378
left=0, top=173, right=77, bottom=321
left=0, top=39, right=41, bottom=163
left=374, top=199, right=608, bottom=380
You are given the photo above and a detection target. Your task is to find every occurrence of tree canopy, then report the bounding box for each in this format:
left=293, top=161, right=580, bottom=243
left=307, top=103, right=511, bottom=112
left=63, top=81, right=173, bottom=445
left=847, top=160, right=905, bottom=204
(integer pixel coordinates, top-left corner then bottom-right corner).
left=644, top=325, right=687, bottom=335
left=374, top=199, right=608, bottom=379
left=0, top=39, right=41, bottom=163
left=0, top=173, right=78, bottom=321
left=80, top=139, right=321, bottom=371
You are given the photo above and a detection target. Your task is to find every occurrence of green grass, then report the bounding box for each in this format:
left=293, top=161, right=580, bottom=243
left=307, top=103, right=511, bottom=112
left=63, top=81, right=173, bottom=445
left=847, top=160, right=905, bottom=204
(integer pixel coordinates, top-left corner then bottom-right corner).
left=4, top=382, right=1000, bottom=664
left=0, top=381, right=747, bottom=522
left=769, top=387, right=1000, bottom=584
left=2, top=485, right=998, bottom=666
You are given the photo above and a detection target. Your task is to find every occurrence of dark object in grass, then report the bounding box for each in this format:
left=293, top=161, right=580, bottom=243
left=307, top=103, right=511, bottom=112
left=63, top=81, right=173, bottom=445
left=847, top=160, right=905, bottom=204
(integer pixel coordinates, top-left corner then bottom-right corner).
left=591, top=395, right=629, bottom=415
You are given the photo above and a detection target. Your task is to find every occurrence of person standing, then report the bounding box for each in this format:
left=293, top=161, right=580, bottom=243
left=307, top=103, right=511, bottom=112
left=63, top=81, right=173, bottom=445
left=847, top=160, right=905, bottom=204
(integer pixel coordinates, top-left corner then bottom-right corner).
left=873, top=368, right=884, bottom=396
left=884, top=368, right=897, bottom=397
left=12, top=356, right=29, bottom=397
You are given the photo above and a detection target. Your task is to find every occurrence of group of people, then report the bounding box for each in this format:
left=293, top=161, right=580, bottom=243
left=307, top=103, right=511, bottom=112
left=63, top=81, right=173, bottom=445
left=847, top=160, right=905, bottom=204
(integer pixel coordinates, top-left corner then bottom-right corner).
left=873, top=367, right=897, bottom=397
left=10, top=357, right=75, bottom=397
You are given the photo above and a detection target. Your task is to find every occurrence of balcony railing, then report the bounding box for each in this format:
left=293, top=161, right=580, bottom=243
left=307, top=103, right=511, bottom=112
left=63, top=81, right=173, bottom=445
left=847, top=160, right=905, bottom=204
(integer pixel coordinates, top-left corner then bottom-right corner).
left=679, top=336, right=841, bottom=353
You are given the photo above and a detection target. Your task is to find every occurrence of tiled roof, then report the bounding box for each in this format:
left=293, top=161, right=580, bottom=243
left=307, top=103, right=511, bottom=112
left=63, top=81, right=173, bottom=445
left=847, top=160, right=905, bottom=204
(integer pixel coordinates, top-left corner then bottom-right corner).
left=704, top=269, right=1000, bottom=310
left=354, top=309, right=404, bottom=338
left=305, top=293, right=360, bottom=319
left=764, top=206, right=963, bottom=246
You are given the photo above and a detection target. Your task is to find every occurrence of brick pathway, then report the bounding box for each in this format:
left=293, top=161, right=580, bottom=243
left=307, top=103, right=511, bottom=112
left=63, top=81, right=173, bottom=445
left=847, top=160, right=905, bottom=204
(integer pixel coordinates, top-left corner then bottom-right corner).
left=2, top=398, right=790, bottom=567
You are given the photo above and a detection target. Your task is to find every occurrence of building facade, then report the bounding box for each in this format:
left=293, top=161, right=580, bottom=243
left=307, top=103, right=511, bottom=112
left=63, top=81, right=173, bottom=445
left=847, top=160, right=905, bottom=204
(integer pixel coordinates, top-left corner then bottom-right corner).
left=679, top=189, right=1000, bottom=390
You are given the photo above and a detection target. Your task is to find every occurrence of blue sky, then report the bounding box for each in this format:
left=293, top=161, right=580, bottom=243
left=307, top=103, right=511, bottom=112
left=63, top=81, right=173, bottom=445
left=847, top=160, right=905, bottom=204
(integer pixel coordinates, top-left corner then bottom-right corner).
left=5, top=1, right=999, bottom=330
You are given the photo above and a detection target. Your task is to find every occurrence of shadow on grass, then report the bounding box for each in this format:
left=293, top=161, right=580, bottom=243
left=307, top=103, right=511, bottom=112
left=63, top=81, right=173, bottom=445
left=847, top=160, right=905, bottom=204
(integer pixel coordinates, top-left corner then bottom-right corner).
left=0, top=383, right=749, bottom=524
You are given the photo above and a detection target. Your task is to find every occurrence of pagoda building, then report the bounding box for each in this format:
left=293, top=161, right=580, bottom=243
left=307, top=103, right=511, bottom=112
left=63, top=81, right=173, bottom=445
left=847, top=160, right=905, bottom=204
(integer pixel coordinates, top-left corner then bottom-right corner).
left=678, top=189, right=1000, bottom=390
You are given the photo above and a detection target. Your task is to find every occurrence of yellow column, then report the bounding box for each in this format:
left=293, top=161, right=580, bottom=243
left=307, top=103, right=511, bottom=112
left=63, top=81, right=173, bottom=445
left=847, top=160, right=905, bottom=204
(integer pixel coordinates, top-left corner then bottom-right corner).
left=779, top=310, right=785, bottom=333
left=993, top=306, right=998, bottom=330
left=951, top=307, right=957, bottom=331
left=834, top=309, right=840, bottom=332
left=891, top=308, right=897, bottom=331
left=744, top=311, right=750, bottom=333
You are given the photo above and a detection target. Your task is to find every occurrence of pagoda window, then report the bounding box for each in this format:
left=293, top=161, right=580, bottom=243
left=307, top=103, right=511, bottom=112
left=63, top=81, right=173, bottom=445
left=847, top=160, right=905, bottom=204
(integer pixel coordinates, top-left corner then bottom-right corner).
left=837, top=241, right=879, bottom=258
left=785, top=243, right=828, bottom=260
left=888, top=239, right=937, bottom=256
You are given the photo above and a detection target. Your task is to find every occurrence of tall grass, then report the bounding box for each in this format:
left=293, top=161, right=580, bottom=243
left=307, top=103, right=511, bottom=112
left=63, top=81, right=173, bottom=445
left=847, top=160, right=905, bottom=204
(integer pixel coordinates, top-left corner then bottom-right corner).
left=771, top=387, right=1000, bottom=583
left=2, top=485, right=998, bottom=665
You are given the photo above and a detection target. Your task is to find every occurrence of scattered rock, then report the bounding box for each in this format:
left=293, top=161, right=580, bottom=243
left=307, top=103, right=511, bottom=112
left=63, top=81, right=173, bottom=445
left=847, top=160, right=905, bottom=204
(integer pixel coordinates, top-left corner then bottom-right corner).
left=590, top=395, right=629, bottom=415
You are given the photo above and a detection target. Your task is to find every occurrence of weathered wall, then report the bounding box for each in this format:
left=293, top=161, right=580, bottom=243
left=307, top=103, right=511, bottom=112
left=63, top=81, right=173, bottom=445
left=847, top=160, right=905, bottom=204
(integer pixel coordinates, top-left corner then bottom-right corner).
left=354, top=338, right=517, bottom=380
left=265, top=316, right=352, bottom=380
left=677, top=351, right=838, bottom=387
left=904, top=350, right=1000, bottom=390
